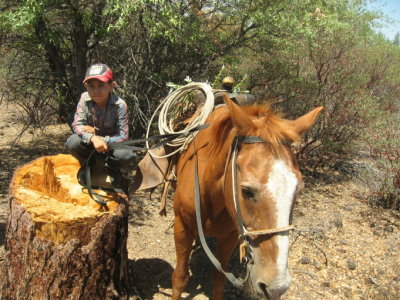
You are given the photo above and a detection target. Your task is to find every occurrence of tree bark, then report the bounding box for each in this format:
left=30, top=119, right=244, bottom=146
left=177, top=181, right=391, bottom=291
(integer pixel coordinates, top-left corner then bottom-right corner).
left=0, top=154, right=129, bottom=300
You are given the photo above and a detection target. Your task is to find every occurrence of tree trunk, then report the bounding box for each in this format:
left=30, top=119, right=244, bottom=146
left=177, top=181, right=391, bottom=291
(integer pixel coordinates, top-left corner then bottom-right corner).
left=0, top=154, right=130, bottom=300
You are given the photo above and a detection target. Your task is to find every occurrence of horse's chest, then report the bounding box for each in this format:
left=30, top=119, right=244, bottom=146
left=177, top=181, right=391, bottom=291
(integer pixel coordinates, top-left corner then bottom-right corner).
left=203, top=209, right=235, bottom=237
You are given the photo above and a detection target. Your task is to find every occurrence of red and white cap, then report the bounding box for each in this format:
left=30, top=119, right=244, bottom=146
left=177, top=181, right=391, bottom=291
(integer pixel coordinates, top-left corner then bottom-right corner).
left=83, top=63, right=113, bottom=83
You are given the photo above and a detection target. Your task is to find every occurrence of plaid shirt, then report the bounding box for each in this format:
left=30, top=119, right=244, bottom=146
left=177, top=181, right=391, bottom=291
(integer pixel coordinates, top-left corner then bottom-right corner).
left=72, top=92, right=129, bottom=144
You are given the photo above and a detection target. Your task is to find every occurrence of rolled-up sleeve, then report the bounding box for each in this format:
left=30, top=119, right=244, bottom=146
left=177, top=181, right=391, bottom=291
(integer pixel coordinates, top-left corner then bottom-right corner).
left=72, top=96, right=94, bottom=144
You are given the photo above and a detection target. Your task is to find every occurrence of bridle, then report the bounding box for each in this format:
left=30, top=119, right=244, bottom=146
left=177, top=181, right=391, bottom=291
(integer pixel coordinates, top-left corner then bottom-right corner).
left=194, top=135, right=295, bottom=288
left=231, top=136, right=295, bottom=262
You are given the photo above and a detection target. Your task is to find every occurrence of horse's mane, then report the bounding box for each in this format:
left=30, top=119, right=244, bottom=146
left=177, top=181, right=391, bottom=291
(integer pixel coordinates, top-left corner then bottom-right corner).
left=206, top=104, right=300, bottom=155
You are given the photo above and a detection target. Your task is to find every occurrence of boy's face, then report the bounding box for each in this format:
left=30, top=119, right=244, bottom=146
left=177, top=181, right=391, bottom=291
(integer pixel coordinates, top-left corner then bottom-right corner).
left=84, top=79, right=114, bottom=105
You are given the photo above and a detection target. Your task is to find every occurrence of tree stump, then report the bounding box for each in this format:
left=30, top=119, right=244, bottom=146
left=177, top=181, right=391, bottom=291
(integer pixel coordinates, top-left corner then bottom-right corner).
left=0, top=154, right=130, bottom=300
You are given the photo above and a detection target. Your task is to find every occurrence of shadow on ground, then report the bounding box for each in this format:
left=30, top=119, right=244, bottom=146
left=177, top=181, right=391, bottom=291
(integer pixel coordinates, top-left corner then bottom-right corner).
left=190, top=240, right=255, bottom=300
left=128, top=237, right=255, bottom=300
left=127, top=248, right=215, bottom=300
left=128, top=258, right=173, bottom=299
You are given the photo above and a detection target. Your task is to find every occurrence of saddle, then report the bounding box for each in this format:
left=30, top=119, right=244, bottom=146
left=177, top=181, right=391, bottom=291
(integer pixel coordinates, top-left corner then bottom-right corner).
left=131, top=146, right=176, bottom=216
left=77, top=154, right=129, bottom=206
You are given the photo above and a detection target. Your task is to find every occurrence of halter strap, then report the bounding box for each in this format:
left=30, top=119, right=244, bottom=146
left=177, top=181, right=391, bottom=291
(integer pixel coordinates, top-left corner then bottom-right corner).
left=237, top=135, right=266, bottom=144
left=243, top=226, right=295, bottom=236
left=232, top=135, right=295, bottom=240
left=194, top=155, right=246, bottom=288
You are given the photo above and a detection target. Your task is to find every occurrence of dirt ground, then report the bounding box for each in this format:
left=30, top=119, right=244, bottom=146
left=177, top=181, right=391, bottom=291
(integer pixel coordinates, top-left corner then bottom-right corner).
left=0, top=103, right=399, bottom=300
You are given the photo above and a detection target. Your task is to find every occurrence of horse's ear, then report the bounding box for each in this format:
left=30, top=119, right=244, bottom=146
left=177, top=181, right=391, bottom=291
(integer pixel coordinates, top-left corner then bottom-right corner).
left=291, top=106, right=324, bottom=135
left=223, top=93, right=254, bottom=131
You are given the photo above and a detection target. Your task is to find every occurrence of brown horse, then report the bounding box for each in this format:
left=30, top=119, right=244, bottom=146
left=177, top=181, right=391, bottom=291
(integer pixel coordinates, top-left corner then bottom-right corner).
left=172, top=94, right=323, bottom=300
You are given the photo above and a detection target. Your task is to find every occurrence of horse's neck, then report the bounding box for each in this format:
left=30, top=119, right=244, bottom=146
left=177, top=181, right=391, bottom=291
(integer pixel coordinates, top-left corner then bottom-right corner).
left=204, top=135, right=233, bottom=179
left=200, top=135, right=234, bottom=219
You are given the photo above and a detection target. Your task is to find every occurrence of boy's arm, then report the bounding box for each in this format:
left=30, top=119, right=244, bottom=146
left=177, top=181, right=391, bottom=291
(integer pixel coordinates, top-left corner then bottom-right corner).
left=72, top=97, right=94, bottom=144
left=108, top=100, right=129, bottom=144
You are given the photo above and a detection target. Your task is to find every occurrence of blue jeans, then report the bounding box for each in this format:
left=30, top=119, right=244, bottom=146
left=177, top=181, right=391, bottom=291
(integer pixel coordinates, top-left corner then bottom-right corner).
left=65, top=134, right=136, bottom=170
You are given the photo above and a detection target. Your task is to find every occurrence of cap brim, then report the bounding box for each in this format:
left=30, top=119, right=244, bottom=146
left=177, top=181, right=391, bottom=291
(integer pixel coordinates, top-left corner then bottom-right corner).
left=83, top=75, right=110, bottom=84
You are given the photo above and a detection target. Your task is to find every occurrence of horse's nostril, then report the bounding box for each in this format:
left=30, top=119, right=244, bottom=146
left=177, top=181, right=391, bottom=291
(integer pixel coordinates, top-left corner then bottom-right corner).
left=258, top=282, right=271, bottom=298
left=257, top=282, right=288, bottom=300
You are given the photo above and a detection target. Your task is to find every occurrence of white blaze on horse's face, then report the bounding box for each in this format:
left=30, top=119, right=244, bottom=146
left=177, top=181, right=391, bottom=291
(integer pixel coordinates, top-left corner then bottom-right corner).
left=266, top=159, right=297, bottom=277
left=239, top=153, right=299, bottom=299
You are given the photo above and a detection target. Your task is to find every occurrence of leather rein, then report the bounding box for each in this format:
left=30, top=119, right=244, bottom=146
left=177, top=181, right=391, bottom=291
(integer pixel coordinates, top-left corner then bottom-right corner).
left=194, top=135, right=295, bottom=288
left=82, top=124, right=209, bottom=207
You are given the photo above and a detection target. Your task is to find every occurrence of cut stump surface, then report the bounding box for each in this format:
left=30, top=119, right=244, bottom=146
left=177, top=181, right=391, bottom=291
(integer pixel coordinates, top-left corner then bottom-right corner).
left=1, top=154, right=130, bottom=300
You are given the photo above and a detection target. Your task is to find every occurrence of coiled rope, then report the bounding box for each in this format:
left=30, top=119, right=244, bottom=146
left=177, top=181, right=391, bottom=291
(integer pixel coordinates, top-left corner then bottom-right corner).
left=146, top=82, right=215, bottom=158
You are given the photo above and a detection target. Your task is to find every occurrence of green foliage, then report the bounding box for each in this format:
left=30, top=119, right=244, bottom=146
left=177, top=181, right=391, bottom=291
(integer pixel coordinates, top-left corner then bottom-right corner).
left=214, top=0, right=400, bottom=211
left=0, top=0, right=117, bottom=126
left=1, top=0, right=285, bottom=133
left=231, top=0, right=394, bottom=164
left=365, top=112, right=400, bottom=210
left=360, top=40, right=400, bottom=210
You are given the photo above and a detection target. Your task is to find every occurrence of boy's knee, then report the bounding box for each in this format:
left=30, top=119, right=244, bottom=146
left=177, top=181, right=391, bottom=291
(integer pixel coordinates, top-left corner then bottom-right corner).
left=65, top=134, right=83, bottom=150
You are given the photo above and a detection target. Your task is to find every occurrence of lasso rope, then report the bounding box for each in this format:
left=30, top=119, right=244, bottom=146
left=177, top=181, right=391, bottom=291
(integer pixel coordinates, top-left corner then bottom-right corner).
left=146, top=82, right=215, bottom=158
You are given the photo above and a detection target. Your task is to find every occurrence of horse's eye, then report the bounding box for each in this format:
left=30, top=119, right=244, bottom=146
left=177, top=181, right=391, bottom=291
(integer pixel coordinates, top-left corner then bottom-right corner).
left=241, top=186, right=255, bottom=199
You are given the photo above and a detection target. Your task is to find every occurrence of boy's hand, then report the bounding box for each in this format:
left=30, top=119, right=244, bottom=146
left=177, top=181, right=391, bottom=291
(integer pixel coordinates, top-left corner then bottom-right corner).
left=83, top=126, right=98, bottom=133
left=91, top=135, right=109, bottom=153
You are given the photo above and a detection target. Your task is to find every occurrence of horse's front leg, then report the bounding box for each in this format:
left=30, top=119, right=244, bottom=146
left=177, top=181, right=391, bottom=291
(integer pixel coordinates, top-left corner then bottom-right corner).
left=171, top=216, right=195, bottom=300
left=212, top=231, right=239, bottom=300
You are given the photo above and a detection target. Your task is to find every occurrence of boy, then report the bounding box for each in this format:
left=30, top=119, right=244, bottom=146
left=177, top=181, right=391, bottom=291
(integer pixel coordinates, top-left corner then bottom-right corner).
left=65, top=63, right=136, bottom=188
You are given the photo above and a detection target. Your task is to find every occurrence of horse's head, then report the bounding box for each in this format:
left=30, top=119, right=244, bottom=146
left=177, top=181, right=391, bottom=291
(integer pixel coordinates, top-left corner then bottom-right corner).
left=221, top=94, right=323, bottom=299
